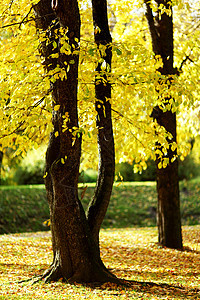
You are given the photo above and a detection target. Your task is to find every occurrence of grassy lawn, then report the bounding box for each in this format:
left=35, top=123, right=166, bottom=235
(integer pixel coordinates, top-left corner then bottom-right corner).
left=0, top=179, right=200, bottom=234
left=0, top=226, right=199, bottom=299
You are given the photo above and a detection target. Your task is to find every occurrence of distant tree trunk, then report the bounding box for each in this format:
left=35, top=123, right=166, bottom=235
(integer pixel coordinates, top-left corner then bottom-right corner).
left=145, top=0, right=183, bottom=249
left=33, top=0, right=118, bottom=283
left=0, top=151, right=3, bottom=185
left=86, top=0, right=115, bottom=247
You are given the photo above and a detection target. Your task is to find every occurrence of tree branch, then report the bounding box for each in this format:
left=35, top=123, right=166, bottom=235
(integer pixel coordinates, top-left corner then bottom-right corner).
left=178, top=55, right=194, bottom=72
left=2, top=0, right=14, bottom=15
left=19, top=6, right=33, bottom=29
left=144, top=0, right=160, bottom=55
left=1, top=13, right=55, bottom=29
left=0, top=88, right=52, bottom=140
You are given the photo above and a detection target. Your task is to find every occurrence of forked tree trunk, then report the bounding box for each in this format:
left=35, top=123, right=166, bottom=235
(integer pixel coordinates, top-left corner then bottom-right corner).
left=34, top=0, right=118, bottom=283
left=145, top=0, right=182, bottom=249
left=86, top=0, right=115, bottom=247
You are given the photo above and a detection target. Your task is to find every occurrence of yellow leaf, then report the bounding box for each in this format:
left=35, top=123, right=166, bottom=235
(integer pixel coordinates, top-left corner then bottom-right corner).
left=54, top=131, right=59, bottom=137
left=171, top=156, right=177, bottom=163
left=54, top=105, right=60, bottom=111
left=43, top=219, right=51, bottom=226
left=43, top=172, right=48, bottom=178
left=163, top=158, right=169, bottom=168
left=51, top=53, right=59, bottom=58
left=171, top=142, right=177, bottom=152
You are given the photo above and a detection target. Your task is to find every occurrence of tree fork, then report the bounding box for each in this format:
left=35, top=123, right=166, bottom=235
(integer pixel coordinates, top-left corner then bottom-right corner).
left=34, top=0, right=120, bottom=283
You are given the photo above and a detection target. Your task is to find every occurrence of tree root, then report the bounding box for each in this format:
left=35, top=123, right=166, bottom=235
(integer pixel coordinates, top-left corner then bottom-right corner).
left=18, top=276, right=42, bottom=284
left=19, top=264, right=63, bottom=285
left=39, top=263, right=63, bottom=283
left=19, top=256, right=126, bottom=286
left=30, top=262, right=124, bottom=286
left=66, top=263, right=125, bottom=286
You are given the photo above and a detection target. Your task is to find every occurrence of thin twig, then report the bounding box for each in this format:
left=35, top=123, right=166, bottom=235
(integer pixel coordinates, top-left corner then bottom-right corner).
left=0, top=88, right=52, bottom=140
left=19, top=6, right=33, bottom=29
left=0, top=13, right=55, bottom=29
left=1, top=0, right=14, bottom=15
left=111, top=108, right=147, bottom=148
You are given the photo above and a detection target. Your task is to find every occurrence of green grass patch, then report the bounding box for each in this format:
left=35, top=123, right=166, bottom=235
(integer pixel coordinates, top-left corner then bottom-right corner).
left=0, top=185, right=48, bottom=234
left=0, top=180, right=200, bottom=234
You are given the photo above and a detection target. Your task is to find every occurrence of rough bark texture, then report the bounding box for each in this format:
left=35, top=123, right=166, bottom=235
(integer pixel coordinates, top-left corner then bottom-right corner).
left=86, top=0, right=115, bottom=247
left=34, top=0, right=118, bottom=283
left=145, top=0, right=183, bottom=249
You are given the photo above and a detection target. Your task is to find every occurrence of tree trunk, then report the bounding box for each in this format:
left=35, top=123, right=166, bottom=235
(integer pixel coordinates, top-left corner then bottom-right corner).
left=155, top=110, right=182, bottom=248
left=33, top=0, right=118, bottom=283
left=0, top=151, right=3, bottom=185
left=145, top=0, right=182, bottom=249
left=86, top=0, right=115, bottom=248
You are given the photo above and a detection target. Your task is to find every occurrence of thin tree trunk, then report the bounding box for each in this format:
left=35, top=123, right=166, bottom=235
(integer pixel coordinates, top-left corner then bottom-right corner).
left=33, top=0, right=118, bottom=283
left=145, top=0, right=182, bottom=249
left=86, top=0, right=115, bottom=247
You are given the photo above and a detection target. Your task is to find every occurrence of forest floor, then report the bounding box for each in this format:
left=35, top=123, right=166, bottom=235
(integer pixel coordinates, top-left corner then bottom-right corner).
left=0, top=226, right=199, bottom=299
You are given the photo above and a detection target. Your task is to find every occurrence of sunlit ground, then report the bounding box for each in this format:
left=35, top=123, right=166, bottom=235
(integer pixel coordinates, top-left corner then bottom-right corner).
left=0, top=226, right=199, bottom=299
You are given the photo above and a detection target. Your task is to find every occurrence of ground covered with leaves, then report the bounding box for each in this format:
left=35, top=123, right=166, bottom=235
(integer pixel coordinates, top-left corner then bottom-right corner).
left=0, top=226, right=199, bottom=299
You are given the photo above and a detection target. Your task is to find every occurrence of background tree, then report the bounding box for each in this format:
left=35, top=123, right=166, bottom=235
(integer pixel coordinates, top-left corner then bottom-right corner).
left=144, top=0, right=182, bottom=249
left=0, top=150, right=3, bottom=184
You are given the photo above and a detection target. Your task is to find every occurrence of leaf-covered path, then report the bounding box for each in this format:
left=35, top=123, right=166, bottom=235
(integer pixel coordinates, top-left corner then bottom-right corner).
left=0, top=226, right=199, bottom=299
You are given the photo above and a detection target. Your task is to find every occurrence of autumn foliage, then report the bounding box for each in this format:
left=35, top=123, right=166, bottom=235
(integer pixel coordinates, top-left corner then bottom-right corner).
left=0, top=0, right=200, bottom=168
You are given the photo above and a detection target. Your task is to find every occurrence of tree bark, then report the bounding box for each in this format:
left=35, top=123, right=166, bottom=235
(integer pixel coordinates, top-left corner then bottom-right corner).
left=0, top=151, right=3, bottom=185
left=145, top=0, right=183, bottom=249
left=86, top=0, right=115, bottom=248
left=33, top=0, right=118, bottom=283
